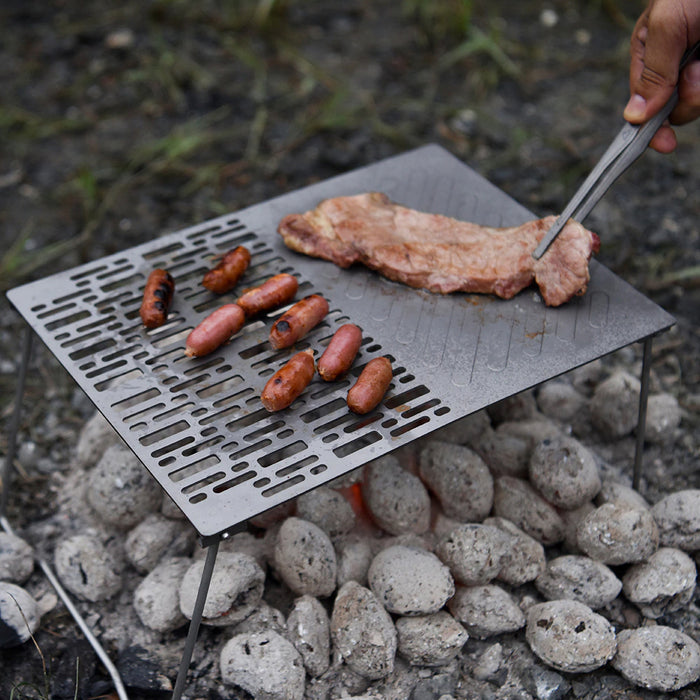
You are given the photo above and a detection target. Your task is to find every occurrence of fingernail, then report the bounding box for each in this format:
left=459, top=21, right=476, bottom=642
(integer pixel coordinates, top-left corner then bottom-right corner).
left=624, top=94, right=647, bottom=120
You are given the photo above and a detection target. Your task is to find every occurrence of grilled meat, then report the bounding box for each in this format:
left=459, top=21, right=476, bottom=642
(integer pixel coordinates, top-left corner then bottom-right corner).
left=277, top=192, right=600, bottom=307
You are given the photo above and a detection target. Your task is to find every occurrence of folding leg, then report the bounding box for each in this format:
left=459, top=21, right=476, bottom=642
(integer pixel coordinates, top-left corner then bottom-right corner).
left=632, top=335, right=653, bottom=492
left=172, top=539, right=220, bottom=700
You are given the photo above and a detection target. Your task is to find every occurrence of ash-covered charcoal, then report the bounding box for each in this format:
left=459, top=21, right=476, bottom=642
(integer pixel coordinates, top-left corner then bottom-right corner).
left=576, top=502, right=659, bottom=565
left=447, top=584, right=526, bottom=639
left=435, top=523, right=511, bottom=586
left=179, top=552, right=265, bottom=626
left=330, top=581, right=397, bottom=680
left=368, top=545, right=454, bottom=615
left=273, top=517, right=337, bottom=598
left=525, top=600, right=617, bottom=673
left=361, top=456, right=431, bottom=536
left=621, top=547, right=697, bottom=618
left=612, top=627, right=700, bottom=692
left=534, top=555, right=622, bottom=609
left=651, top=489, right=700, bottom=550
left=492, top=476, right=565, bottom=545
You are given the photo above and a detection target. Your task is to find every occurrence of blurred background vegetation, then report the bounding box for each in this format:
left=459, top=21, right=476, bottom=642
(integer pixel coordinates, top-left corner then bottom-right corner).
left=2, top=0, right=694, bottom=299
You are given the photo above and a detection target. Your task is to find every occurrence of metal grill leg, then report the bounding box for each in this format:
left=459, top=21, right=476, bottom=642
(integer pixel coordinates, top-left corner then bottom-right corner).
left=172, top=540, right=220, bottom=700
left=1, top=326, right=33, bottom=520
left=633, top=335, right=653, bottom=491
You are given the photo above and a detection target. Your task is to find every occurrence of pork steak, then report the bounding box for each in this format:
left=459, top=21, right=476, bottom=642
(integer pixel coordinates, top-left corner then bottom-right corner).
left=277, top=192, right=600, bottom=307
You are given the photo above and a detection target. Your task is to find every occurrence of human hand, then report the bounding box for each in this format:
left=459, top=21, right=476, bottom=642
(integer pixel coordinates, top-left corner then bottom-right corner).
left=623, top=0, right=700, bottom=153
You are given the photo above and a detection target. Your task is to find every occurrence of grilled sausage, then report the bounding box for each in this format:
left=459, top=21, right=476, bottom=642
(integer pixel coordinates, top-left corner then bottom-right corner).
left=261, top=349, right=316, bottom=412
left=347, top=356, right=393, bottom=414
left=202, top=245, right=251, bottom=294
left=269, top=294, right=329, bottom=350
left=318, top=323, right=362, bottom=381
left=185, top=303, right=246, bottom=357
left=140, top=269, right=174, bottom=328
left=236, top=273, right=299, bottom=318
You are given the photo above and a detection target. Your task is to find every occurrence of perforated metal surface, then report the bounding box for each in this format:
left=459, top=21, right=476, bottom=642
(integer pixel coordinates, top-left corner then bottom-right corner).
left=7, top=145, right=674, bottom=542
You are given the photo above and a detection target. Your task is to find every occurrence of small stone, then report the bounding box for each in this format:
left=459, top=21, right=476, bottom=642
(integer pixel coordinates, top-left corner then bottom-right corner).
left=534, top=555, right=622, bottom=609
left=179, top=551, right=264, bottom=625
left=124, top=513, right=195, bottom=574
left=528, top=435, right=601, bottom=510
left=0, top=582, right=40, bottom=648
left=133, top=557, right=190, bottom=633
left=330, top=581, right=397, bottom=680
left=644, top=393, right=682, bottom=443
left=612, top=626, right=700, bottom=691
left=220, top=630, right=306, bottom=700
left=492, top=476, right=565, bottom=545
left=0, top=532, right=34, bottom=584
left=651, top=489, right=700, bottom=550
left=86, top=444, right=162, bottom=530
left=447, top=584, right=526, bottom=639
left=577, top=502, right=658, bottom=565
left=590, top=371, right=641, bottom=440
left=54, top=533, right=122, bottom=602
left=362, top=456, right=431, bottom=535
left=418, top=441, right=493, bottom=522
left=622, top=547, right=697, bottom=618
left=484, top=517, right=546, bottom=586
left=295, top=487, right=356, bottom=538
left=287, top=595, right=331, bottom=678
left=435, top=524, right=510, bottom=586
left=395, top=611, right=468, bottom=666
left=273, top=517, right=337, bottom=597
left=368, top=545, right=454, bottom=615
left=525, top=600, right=617, bottom=673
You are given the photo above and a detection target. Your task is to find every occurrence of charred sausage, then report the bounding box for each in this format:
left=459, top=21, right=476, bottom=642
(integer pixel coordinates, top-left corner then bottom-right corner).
left=202, top=245, right=251, bottom=294
left=236, top=273, right=299, bottom=318
left=140, top=269, right=174, bottom=328
left=347, top=356, right=393, bottom=414
left=317, top=323, right=362, bottom=381
left=185, top=303, right=246, bottom=357
left=261, top=349, right=316, bottom=412
left=269, top=294, right=329, bottom=350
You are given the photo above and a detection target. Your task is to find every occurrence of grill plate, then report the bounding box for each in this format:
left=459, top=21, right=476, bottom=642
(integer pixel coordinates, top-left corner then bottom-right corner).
left=7, top=145, right=674, bottom=542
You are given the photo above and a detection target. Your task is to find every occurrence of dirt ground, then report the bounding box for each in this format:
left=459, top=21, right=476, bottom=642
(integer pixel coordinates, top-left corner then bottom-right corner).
left=1, top=0, right=699, bottom=698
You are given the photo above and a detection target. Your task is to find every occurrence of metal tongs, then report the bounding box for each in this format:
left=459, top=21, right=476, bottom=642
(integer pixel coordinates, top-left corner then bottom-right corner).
left=533, top=40, right=700, bottom=259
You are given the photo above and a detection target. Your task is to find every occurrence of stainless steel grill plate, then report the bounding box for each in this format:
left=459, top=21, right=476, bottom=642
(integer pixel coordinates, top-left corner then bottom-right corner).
left=7, top=145, right=674, bottom=542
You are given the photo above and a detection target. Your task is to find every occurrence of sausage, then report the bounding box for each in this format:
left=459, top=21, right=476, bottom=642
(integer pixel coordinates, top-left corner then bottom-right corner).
left=185, top=303, right=246, bottom=357
left=202, top=245, right=251, bottom=294
left=269, top=294, right=329, bottom=350
left=139, top=268, right=174, bottom=328
left=236, top=273, right=299, bottom=318
left=317, top=323, right=363, bottom=381
left=347, top=356, right=393, bottom=414
left=261, top=349, right=316, bottom=412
